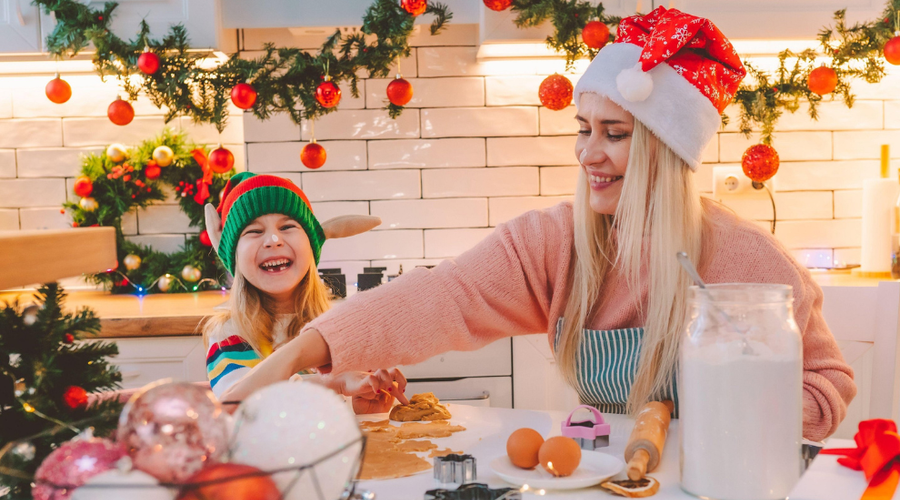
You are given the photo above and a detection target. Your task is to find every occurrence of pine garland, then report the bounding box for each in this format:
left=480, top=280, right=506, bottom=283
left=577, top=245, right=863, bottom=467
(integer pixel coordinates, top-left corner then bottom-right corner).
left=64, top=129, right=230, bottom=294
left=0, top=284, right=123, bottom=499
left=34, top=0, right=452, bottom=132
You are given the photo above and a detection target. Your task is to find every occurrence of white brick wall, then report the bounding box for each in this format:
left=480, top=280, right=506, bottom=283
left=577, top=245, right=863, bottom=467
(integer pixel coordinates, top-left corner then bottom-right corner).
left=2, top=33, right=895, bottom=276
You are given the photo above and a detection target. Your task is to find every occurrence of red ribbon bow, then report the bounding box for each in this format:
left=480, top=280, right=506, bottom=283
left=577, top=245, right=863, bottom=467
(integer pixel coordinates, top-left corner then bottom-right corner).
left=821, top=419, right=900, bottom=500
left=191, top=148, right=213, bottom=205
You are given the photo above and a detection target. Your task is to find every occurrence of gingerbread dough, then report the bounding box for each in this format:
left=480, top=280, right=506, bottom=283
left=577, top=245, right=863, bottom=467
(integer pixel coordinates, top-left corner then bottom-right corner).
left=358, top=417, right=467, bottom=480
left=389, top=392, right=452, bottom=422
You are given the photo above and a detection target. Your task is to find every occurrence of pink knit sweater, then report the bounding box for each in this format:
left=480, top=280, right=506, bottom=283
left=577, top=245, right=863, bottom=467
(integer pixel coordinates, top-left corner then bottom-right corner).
left=305, top=201, right=856, bottom=440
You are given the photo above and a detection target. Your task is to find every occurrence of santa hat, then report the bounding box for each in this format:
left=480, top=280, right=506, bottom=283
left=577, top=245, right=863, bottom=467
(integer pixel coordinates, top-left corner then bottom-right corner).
left=203, top=172, right=381, bottom=275
left=573, top=6, right=746, bottom=171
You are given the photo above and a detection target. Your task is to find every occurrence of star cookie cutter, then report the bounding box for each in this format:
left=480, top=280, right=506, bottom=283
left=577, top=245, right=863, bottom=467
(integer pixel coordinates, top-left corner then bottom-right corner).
left=561, top=404, right=611, bottom=450
left=433, top=453, right=476, bottom=484
left=424, top=483, right=520, bottom=500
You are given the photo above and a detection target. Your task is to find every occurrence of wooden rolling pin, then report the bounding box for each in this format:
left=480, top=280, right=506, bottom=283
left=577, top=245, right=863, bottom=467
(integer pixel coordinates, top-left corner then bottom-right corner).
left=624, top=400, right=675, bottom=480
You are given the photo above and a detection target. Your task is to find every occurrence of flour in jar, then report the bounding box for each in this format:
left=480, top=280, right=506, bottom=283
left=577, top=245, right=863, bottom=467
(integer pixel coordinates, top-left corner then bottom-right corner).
left=679, top=339, right=802, bottom=500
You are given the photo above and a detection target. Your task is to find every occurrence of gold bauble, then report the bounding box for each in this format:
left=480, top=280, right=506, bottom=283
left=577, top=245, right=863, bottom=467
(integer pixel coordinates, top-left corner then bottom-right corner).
left=123, top=254, right=142, bottom=271
left=105, top=143, right=128, bottom=163
left=152, top=145, right=175, bottom=167
left=181, top=265, right=201, bottom=283
left=157, top=274, right=172, bottom=292
left=79, top=197, right=98, bottom=212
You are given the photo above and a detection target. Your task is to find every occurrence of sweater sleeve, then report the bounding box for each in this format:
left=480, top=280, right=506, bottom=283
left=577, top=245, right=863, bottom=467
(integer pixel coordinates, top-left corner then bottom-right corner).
left=306, top=202, right=575, bottom=373
left=205, top=325, right=262, bottom=399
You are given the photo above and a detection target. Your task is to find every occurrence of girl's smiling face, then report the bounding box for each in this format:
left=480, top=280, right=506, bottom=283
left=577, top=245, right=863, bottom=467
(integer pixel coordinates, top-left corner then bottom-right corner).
left=574, top=93, right=634, bottom=215
left=235, top=214, right=313, bottom=302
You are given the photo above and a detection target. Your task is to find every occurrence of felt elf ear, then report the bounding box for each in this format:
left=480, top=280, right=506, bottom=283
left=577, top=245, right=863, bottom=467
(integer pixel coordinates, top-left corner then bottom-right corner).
left=204, top=203, right=223, bottom=252
left=321, top=215, right=381, bottom=240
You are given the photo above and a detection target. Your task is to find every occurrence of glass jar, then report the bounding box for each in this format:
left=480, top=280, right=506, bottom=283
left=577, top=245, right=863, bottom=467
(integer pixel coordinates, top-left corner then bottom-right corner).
left=679, top=284, right=803, bottom=500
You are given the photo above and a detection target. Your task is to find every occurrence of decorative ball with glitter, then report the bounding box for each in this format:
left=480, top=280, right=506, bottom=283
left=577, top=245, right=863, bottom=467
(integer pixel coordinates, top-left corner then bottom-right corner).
left=538, top=74, right=574, bottom=111
left=71, top=468, right=174, bottom=500
left=741, top=144, right=780, bottom=182
left=117, top=381, right=229, bottom=483
left=230, top=381, right=363, bottom=500
left=33, top=438, right=127, bottom=500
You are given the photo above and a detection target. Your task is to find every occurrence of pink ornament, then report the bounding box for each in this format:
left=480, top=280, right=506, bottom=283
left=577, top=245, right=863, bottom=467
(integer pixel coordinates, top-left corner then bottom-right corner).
left=116, top=381, right=229, bottom=483
left=33, top=438, right=126, bottom=500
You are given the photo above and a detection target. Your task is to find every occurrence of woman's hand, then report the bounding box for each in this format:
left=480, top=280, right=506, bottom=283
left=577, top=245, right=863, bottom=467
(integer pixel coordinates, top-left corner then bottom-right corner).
left=321, top=368, right=410, bottom=414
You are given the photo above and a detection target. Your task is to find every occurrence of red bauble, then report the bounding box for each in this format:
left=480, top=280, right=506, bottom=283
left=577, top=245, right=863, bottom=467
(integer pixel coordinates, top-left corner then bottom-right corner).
left=208, top=147, right=235, bottom=174
left=808, top=66, right=837, bottom=95
left=741, top=144, right=780, bottom=182
left=199, top=230, right=212, bottom=247
left=33, top=439, right=126, bottom=500
left=108, top=97, right=135, bottom=126
left=63, top=385, right=88, bottom=410
left=885, top=36, right=900, bottom=65
left=386, top=76, right=414, bottom=106
left=145, top=164, right=161, bottom=179
left=45, top=76, right=72, bottom=104
left=73, top=176, right=93, bottom=198
left=177, top=463, right=281, bottom=500
left=400, top=0, right=427, bottom=16
left=582, top=21, right=610, bottom=49
left=231, top=83, right=258, bottom=110
left=483, top=0, right=513, bottom=11
left=301, top=142, right=327, bottom=169
left=137, top=51, right=160, bottom=75
left=64, top=333, right=75, bottom=343
left=315, top=79, right=342, bottom=108
left=538, top=74, right=574, bottom=111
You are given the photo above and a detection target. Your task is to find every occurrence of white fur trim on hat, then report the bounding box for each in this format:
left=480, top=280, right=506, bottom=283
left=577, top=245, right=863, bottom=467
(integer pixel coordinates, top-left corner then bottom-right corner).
left=617, top=63, right=654, bottom=102
left=574, top=43, right=720, bottom=171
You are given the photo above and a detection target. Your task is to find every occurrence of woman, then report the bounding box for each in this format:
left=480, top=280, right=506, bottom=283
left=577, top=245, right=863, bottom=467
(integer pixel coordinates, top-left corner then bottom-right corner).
left=224, top=6, right=855, bottom=440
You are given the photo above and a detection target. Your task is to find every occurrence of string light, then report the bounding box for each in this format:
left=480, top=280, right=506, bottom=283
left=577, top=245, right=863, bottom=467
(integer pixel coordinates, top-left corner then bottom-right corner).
left=108, top=270, right=222, bottom=294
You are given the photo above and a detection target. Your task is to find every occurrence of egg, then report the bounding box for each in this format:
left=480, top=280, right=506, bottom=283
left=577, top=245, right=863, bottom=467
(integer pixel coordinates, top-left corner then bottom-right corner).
left=506, top=427, right=544, bottom=469
left=539, top=436, right=582, bottom=477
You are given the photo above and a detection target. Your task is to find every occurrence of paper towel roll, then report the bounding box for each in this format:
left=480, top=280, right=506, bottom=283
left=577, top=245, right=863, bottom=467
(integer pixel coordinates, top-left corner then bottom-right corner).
left=861, top=178, right=900, bottom=272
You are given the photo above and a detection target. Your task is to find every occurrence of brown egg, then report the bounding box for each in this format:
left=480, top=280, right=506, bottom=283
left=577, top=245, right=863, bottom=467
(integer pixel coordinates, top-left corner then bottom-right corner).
left=539, top=436, right=582, bottom=477
left=506, top=427, right=544, bottom=469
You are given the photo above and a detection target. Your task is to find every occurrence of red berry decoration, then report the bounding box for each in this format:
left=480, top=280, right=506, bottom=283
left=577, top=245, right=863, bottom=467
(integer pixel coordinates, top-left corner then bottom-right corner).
left=199, top=230, right=212, bottom=247
left=231, top=82, right=258, bottom=110
left=62, top=385, right=88, bottom=410
left=137, top=50, right=160, bottom=75
left=145, top=163, right=161, bottom=179
left=741, top=144, right=780, bottom=183
left=73, top=176, right=93, bottom=197
left=400, top=0, right=427, bottom=16
left=808, top=66, right=838, bottom=95
left=315, top=77, right=342, bottom=108
left=538, top=74, right=574, bottom=111
left=582, top=21, right=610, bottom=49
left=301, top=142, right=327, bottom=169
left=483, top=0, right=513, bottom=11
left=45, top=75, right=72, bottom=104
left=386, top=76, right=414, bottom=106
left=886, top=36, right=900, bottom=65
left=64, top=333, right=75, bottom=343
left=108, top=97, right=134, bottom=126
left=208, top=147, right=235, bottom=174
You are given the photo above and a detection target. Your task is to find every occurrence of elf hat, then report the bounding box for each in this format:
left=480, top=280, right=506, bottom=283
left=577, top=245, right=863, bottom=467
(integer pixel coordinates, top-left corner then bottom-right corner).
left=573, top=6, right=746, bottom=171
left=203, top=172, right=381, bottom=275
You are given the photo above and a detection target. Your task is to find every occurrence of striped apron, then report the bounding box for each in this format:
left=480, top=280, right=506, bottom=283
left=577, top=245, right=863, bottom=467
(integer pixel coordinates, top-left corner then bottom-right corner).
left=554, top=318, right=679, bottom=416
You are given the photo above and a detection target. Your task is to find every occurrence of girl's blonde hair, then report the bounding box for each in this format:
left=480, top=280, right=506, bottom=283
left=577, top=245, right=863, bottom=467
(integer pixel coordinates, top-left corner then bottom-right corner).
left=202, top=261, right=331, bottom=356
left=555, top=119, right=706, bottom=415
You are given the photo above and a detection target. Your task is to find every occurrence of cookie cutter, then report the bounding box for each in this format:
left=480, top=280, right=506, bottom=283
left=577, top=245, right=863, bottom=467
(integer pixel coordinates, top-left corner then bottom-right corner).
left=424, top=483, right=520, bottom=500
left=433, top=453, right=476, bottom=484
left=561, top=405, right=611, bottom=450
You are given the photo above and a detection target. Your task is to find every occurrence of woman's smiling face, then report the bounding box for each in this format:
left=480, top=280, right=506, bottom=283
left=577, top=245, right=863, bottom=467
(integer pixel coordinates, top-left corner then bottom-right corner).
left=234, top=214, right=313, bottom=301
left=574, top=92, right=634, bottom=215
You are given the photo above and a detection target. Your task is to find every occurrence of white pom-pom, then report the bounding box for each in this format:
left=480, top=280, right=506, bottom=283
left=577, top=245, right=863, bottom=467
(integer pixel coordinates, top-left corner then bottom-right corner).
left=616, top=63, right=653, bottom=102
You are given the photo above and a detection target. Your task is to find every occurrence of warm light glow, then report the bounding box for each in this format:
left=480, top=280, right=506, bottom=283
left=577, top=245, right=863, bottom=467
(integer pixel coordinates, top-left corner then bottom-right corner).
left=22, top=403, right=35, bottom=413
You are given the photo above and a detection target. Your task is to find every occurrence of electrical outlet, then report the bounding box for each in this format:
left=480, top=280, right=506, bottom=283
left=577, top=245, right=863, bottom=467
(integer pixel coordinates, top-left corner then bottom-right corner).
left=712, top=166, right=775, bottom=200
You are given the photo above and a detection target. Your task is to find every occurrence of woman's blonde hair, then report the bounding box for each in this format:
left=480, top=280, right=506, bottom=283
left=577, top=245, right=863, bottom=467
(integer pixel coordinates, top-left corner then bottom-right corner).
left=202, top=261, right=331, bottom=356
left=555, top=119, right=705, bottom=415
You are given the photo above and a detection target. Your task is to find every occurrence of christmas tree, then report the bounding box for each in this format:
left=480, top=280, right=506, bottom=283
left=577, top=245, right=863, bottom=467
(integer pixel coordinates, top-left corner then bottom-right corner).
left=0, top=283, right=122, bottom=499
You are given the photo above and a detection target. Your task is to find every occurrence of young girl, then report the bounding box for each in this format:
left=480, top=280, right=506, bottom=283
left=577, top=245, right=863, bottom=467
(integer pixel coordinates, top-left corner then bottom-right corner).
left=219, top=8, right=855, bottom=440
left=201, top=172, right=408, bottom=413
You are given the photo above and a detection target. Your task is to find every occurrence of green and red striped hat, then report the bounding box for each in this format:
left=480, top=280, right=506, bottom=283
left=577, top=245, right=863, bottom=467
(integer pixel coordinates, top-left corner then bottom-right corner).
left=213, top=172, right=325, bottom=274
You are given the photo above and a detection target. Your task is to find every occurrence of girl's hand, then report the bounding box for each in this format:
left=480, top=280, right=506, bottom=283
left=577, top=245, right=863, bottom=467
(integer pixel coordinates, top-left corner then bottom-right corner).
left=322, top=368, right=410, bottom=414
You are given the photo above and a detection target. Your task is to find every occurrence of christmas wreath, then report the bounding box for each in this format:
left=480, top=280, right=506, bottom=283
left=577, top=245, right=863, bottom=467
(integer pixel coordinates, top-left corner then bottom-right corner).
left=63, top=129, right=233, bottom=294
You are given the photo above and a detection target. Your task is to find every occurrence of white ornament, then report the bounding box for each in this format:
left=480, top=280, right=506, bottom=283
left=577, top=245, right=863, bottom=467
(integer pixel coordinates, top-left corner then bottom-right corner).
left=71, top=469, right=174, bottom=500
left=123, top=254, right=142, bottom=271
left=157, top=274, right=172, bottom=292
left=105, top=143, right=128, bottom=163
left=616, top=62, right=654, bottom=103
left=79, top=197, right=98, bottom=212
left=22, top=305, right=39, bottom=326
left=152, top=146, right=175, bottom=167
left=181, top=265, right=201, bottom=283
left=231, top=382, right=363, bottom=500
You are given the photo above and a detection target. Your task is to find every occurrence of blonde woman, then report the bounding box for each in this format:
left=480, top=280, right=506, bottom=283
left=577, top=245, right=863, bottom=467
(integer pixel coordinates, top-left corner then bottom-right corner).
left=202, top=172, right=409, bottom=413
left=230, top=8, right=855, bottom=440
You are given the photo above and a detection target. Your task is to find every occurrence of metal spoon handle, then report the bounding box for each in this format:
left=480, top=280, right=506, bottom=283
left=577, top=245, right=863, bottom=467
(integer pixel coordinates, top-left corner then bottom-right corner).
left=676, top=251, right=705, bottom=289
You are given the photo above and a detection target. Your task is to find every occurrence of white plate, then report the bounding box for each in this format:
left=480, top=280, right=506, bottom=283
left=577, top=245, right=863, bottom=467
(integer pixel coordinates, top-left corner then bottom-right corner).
left=490, top=452, right=624, bottom=490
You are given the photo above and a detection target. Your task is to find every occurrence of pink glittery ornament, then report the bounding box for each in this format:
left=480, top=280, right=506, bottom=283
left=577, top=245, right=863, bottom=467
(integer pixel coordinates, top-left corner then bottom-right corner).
left=33, top=438, right=126, bottom=500
left=116, top=381, right=229, bottom=484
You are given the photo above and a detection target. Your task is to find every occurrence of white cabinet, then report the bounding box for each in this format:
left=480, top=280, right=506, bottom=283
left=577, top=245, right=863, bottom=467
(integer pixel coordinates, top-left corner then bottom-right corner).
left=109, top=336, right=208, bottom=390
left=0, top=0, right=42, bottom=53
